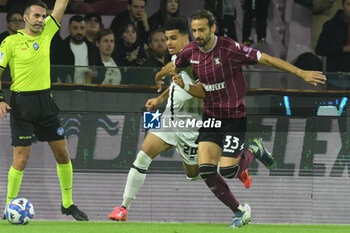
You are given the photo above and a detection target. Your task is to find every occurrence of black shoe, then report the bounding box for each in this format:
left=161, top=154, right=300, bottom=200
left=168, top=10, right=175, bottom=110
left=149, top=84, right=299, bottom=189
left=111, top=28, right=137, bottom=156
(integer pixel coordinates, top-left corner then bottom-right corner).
left=2, top=214, right=6, bottom=220
left=61, top=204, right=89, bottom=221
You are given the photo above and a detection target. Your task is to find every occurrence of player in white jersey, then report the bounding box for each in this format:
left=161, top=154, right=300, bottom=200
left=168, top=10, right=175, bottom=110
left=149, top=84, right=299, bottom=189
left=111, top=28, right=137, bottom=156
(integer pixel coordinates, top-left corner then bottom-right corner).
left=108, top=17, right=203, bottom=222
left=108, top=17, right=251, bottom=222
left=150, top=54, right=202, bottom=166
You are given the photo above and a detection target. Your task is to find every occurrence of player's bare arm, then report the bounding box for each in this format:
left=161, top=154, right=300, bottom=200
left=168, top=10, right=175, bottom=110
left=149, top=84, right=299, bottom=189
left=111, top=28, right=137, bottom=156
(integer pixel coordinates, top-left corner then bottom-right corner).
left=51, top=0, right=70, bottom=23
left=145, top=88, right=170, bottom=111
left=258, top=52, right=327, bottom=86
left=155, top=61, right=176, bottom=92
left=172, top=72, right=206, bottom=99
left=0, top=70, right=12, bottom=120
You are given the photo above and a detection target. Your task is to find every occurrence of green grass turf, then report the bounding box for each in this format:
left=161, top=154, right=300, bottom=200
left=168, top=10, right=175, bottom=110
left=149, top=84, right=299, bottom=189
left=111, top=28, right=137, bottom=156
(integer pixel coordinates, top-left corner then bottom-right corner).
left=0, top=221, right=350, bottom=233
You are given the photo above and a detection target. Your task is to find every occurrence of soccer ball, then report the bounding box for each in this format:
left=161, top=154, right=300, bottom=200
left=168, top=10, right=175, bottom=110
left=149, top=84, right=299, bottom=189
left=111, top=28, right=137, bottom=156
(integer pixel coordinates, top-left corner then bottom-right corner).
left=5, top=198, right=34, bottom=225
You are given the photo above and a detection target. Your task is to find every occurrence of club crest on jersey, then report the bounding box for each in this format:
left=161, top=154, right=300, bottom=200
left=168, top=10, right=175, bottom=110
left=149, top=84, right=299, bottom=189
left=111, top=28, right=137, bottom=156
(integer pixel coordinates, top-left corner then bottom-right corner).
left=33, top=43, right=39, bottom=50
left=214, top=57, right=221, bottom=65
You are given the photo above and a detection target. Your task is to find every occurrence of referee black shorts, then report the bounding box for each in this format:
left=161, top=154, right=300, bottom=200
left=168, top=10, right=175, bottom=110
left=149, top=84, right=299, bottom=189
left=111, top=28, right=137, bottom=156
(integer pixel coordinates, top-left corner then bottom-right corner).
left=10, top=89, right=65, bottom=146
left=195, top=114, right=246, bottom=158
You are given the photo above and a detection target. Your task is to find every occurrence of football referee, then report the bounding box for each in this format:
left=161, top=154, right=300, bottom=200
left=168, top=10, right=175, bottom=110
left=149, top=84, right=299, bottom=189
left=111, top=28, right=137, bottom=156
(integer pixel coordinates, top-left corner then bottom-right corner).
left=0, top=0, right=88, bottom=221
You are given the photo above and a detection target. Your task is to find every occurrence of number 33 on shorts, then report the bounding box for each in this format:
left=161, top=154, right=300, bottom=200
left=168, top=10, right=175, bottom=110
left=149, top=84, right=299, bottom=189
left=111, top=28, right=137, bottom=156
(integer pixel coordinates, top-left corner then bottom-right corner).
left=223, top=135, right=244, bottom=154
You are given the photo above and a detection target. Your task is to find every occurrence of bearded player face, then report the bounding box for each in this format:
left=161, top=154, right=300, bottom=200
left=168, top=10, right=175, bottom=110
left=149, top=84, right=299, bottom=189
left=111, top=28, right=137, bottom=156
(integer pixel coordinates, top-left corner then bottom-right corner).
left=191, top=18, right=215, bottom=49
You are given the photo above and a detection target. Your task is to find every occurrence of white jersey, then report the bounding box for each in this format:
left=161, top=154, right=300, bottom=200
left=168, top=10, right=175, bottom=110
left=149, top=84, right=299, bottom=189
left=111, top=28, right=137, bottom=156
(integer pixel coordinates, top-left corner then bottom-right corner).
left=150, top=55, right=202, bottom=165
left=164, top=54, right=202, bottom=121
left=164, top=73, right=202, bottom=123
left=159, top=54, right=202, bottom=133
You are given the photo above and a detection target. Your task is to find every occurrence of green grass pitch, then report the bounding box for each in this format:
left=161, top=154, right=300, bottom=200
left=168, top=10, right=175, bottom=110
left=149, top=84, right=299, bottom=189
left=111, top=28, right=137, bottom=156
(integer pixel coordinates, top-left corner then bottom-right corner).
left=1, top=221, right=350, bottom=233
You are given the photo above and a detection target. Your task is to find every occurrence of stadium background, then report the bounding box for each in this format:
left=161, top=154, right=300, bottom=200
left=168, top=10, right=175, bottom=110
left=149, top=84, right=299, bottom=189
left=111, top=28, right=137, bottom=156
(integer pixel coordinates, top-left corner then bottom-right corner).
left=0, top=83, right=349, bottom=224
left=0, top=0, right=349, bottom=226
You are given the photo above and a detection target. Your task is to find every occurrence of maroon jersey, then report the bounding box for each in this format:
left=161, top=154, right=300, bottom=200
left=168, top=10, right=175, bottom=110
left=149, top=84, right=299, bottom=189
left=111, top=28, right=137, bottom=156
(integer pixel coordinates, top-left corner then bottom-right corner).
left=174, top=36, right=260, bottom=118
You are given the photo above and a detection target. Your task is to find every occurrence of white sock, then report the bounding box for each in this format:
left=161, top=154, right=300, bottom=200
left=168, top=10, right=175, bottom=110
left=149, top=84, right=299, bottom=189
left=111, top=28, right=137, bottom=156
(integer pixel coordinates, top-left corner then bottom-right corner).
left=122, top=151, right=152, bottom=209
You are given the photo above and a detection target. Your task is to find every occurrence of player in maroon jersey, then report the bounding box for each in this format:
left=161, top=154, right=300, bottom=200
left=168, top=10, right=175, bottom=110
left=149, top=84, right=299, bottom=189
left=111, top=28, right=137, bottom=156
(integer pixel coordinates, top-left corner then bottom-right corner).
left=155, top=10, right=326, bottom=228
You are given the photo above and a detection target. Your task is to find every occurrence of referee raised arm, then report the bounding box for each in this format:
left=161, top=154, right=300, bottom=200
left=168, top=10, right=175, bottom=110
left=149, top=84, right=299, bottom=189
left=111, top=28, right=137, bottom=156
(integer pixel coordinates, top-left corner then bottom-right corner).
left=0, top=0, right=88, bottom=221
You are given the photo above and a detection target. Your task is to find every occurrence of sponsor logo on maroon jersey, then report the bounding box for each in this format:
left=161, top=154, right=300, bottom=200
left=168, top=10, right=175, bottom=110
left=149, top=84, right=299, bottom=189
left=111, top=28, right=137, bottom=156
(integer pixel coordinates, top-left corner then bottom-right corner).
left=203, top=82, right=225, bottom=91
left=190, top=59, right=200, bottom=64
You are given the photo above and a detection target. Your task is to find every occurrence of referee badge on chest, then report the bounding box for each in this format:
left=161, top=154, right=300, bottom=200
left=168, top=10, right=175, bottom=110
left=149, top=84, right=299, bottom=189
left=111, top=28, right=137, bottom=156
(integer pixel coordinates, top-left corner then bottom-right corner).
left=33, top=43, right=39, bottom=50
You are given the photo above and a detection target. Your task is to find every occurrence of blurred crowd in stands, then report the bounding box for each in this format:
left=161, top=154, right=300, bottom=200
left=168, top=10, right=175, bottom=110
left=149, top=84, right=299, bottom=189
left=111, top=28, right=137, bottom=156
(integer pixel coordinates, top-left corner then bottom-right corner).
left=0, top=0, right=349, bottom=89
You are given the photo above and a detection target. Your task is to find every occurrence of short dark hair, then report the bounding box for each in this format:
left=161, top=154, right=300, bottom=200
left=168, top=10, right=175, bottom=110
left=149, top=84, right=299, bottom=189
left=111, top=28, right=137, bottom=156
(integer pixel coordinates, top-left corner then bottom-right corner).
left=24, top=0, right=47, bottom=14
left=148, top=28, right=165, bottom=43
left=191, top=10, right=216, bottom=27
left=6, top=9, right=23, bottom=23
left=164, top=17, right=189, bottom=35
left=128, top=0, right=147, bottom=5
left=69, top=15, right=85, bottom=25
left=96, top=28, right=114, bottom=42
left=85, top=12, right=102, bottom=23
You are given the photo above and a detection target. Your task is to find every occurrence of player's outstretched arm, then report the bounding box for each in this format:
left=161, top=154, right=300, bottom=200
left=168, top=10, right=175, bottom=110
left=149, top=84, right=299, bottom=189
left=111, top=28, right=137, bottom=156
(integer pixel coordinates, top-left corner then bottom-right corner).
left=51, top=0, right=69, bottom=23
left=172, top=72, right=206, bottom=99
left=145, top=88, right=170, bottom=111
left=258, top=52, right=327, bottom=86
left=155, top=61, right=176, bottom=92
left=191, top=82, right=206, bottom=99
left=0, top=70, right=11, bottom=120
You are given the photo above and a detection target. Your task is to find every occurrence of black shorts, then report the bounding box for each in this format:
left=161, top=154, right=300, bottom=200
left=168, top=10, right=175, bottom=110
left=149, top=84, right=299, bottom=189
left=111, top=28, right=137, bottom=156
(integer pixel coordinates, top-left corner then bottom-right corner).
left=10, top=89, right=64, bottom=146
left=195, top=114, right=246, bottom=158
